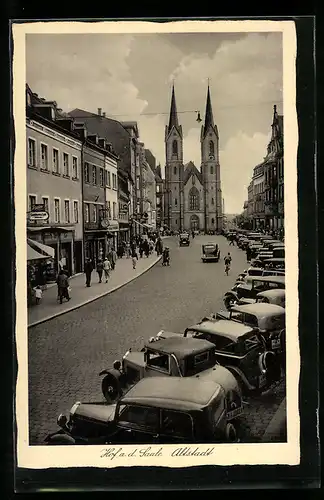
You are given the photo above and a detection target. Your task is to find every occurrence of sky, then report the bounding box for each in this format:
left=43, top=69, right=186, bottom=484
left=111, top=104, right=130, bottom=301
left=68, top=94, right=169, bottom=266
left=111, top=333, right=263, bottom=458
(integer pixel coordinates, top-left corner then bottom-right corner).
left=26, top=31, right=283, bottom=214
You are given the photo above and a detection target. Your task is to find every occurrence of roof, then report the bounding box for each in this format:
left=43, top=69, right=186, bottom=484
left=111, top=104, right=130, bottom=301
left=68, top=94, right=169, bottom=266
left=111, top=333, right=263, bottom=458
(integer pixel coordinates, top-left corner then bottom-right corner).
left=186, top=319, right=255, bottom=342
left=201, top=85, right=219, bottom=140
left=167, top=85, right=182, bottom=137
left=120, top=377, right=222, bottom=411
left=257, top=289, right=285, bottom=298
left=144, top=336, right=215, bottom=358
left=231, top=303, right=285, bottom=318
left=251, top=275, right=285, bottom=285
left=183, top=161, right=202, bottom=185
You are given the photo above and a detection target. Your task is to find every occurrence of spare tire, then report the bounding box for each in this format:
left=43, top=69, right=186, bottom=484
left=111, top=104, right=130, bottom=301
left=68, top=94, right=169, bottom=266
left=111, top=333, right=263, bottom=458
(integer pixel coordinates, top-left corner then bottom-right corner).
left=260, top=351, right=281, bottom=386
left=224, top=295, right=237, bottom=310
left=102, top=373, right=122, bottom=403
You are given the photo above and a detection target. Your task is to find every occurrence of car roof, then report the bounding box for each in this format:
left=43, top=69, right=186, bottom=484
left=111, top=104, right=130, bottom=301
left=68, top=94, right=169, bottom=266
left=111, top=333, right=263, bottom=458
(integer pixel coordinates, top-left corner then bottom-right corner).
left=144, top=336, right=215, bottom=358
left=264, top=258, right=285, bottom=262
left=186, top=319, right=255, bottom=342
left=231, top=303, right=285, bottom=317
left=252, top=275, right=285, bottom=284
left=257, top=289, right=285, bottom=298
left=120, top=377, right=222, bottom=411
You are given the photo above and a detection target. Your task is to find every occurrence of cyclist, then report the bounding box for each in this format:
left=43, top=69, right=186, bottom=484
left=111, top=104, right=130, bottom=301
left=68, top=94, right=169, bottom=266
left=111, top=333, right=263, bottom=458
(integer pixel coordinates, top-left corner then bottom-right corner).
left=224, top=252, right=232, bottom=275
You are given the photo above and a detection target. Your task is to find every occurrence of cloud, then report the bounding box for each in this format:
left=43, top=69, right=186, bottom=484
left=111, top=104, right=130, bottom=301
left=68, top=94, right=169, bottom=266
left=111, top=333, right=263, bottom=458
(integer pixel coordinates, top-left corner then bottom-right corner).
left=26, top=31, right=282, bottom=215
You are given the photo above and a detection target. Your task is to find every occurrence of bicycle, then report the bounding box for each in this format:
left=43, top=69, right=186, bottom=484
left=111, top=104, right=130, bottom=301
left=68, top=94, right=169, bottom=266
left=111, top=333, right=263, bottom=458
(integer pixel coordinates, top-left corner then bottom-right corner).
left=225, top=263, right=231, bottom=276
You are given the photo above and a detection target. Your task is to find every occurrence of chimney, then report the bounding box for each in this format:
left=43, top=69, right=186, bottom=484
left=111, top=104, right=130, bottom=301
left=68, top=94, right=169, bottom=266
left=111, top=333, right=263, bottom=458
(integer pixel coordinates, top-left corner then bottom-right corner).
left=74, top=122, right=88, bottom=141
left=102, top=112, right=106, bottom=118
left=98, top=138, right=106, bottom=149
left=98, top=108, right=102, bottom=116
left=88, top=134, right=99, bottom=145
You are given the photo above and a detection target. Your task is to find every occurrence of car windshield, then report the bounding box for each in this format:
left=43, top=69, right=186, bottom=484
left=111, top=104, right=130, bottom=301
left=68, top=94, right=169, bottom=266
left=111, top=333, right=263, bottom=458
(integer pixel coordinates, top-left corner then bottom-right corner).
left=146, top=351, right=170, bottom=373
left=117, top=404, right=159, bottom=432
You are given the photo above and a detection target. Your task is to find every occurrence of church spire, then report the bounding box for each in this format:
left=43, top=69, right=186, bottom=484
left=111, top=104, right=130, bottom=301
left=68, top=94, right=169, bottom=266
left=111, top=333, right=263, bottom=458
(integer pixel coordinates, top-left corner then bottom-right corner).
left=204, top=84, right=214, bottom=130
left=168, top=84, right=179, bottom=133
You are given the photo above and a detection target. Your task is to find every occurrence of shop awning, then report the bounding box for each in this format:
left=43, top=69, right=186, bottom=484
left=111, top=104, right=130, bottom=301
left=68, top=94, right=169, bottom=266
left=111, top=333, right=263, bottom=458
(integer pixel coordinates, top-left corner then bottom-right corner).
left=27, top=238, right=55, bottom=258
left=27, top=244, right=49, bottom=261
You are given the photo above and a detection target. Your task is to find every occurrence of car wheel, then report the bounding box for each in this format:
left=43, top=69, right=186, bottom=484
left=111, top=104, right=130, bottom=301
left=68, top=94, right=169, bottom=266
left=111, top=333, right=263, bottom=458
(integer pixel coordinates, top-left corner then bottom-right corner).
left=46, top=434, right=75, bottom=445
left=102, top=373, right=121, bottom=403
left=225, top=422, right=238, bottom=443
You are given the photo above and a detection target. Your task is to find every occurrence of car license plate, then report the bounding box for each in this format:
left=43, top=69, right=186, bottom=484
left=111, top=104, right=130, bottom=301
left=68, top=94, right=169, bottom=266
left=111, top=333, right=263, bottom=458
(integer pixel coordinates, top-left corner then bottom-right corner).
left=227, top=406, right=243, bottom=420
left=259, top=373, right=267, bottom=387
left=271, top=339, right=281, bottom=349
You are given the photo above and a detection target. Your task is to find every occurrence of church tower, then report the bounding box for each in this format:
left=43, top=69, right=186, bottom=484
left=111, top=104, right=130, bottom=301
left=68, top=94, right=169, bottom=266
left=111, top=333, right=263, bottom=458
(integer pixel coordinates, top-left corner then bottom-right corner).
left=200, top=85, right=223, bottom=232
left=165, top=85, right=184, bottom=231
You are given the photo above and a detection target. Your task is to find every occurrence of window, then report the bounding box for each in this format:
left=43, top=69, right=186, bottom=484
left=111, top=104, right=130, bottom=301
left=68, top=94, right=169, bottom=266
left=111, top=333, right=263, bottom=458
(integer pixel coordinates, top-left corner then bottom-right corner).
left=54, top=199, right=60, bottom=223
left=64, top=200, right=70, bottom=223
left=92, top=165, right=97, bottom=185
left=117, top=404, right=159, bottom=433
left=112, top=173, right=117, bottom=189
left=211, top=197, right=214, bottom=205
left=211, top=218, right=215, bottom=224
left=29, top=195, right=36, bottom=211
left=42, top=197, right=49, bottom=214
left=210, top=166, right=214, bottom=175
left=209, top=140, right=214, bottom=155
left=63, top=153, right=69, bottom=176
left=84, top=162, right=90, bottom=183
left=99, top=168, right=104, bottom=187
left=172, top=140, right=178, bottom=157
left=174, top=166, right=177, bottom=175
left=175, top=198, right=178, bottom=206
left=189, top=186, right=200, bottom=211
left=84, top=203, right=90, bottom=223
left=156, top=185, right=160, bottom=193
left=162, top=410, right=193, bottom=440
left=41, top=144, right=48, bottom=170
left=53, top=149, right=59, bottom=174
left=73, top=201, right=78, bottom=223
left=92, top=205, right=97, bottom=223
left=192, top=175, right=195, bottom=185
left=28, top=138, right=36, bottom=167
left=107, top=201, right=111, bottom=219
left=72, top=157, right=78, bottom=179
left=113, top=202, right=117, bottom=219
left=146, top=351, right=169, bottom=373
left=106, top=171, right=111, bottom=187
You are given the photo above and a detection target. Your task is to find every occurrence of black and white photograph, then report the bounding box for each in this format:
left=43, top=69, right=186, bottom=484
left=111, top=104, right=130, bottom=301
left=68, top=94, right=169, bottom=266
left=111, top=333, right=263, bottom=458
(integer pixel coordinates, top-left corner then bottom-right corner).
left=13, top=20, right=300, bottom=469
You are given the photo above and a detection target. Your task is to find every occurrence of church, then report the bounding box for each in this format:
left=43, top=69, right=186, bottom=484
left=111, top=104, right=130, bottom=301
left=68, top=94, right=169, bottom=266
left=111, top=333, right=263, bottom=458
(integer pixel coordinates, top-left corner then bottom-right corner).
left=164, top=85, right=223, bottom=233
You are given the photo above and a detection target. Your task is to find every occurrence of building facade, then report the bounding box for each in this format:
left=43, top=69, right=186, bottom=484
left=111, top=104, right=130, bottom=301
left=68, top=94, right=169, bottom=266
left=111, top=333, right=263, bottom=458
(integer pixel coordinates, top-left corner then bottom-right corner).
left=26, top=86, right=84, bottom=276
left=164, top=85, right=223, bottom=233
left=154, top=164, right=164, bottom=230
left=252, top=162, right=265, bottom=229
left=138, top=143, right=157, bottom=231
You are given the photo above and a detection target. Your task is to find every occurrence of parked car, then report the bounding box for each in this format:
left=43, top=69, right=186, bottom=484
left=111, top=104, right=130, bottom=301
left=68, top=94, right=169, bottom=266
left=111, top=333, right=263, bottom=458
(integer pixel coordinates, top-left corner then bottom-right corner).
left=233, top=288, right=286, bottom=309
left=201, top=243, right=220, bottom=262
left=45, top=375, right=244, bottom=445
left=263, top=258, right=285, bottom=271
left=157, top=318, right=281, bottom=395
left=216, top=303, right=285, bottom=370
left=223, top=275, right=285, bottom=310
left=235, top=267, right=284, bottom=285
left=179, top=233, right=190, bottom=246
left=99, top=336, right=240, bottom=404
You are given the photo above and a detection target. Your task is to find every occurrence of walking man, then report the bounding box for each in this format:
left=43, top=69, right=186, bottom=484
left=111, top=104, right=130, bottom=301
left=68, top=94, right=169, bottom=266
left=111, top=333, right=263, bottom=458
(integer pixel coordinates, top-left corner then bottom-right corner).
left=84, top=258, right=93, bottom=287
left=96, top=259, right=104, bottom=283
left=57, top=269, right=70, bottom=304
left=131, top=247, right=138, bottom=270
left=103, top=257, right=111, bottom=283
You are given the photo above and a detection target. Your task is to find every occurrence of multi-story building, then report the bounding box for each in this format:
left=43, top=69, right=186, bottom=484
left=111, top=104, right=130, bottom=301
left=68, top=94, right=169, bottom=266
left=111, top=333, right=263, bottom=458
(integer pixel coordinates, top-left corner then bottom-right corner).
left=26, top=85, right=84, bottom=276
left=137, top=143, right=157, bottom=232
left=154, top=164, right=164, bottom=231
left=73, top=123, right=119, bottom=263
left=247, top=180, right=254, bottom=227
left=68, top=109, right=139, bottom=240
left=252, top=162, right=265, bottom=230
left=263, top=105, right=284, bottom=231
left=117, top=169, right=131, bottom=243
left=164, top=85, right=223, bottom=233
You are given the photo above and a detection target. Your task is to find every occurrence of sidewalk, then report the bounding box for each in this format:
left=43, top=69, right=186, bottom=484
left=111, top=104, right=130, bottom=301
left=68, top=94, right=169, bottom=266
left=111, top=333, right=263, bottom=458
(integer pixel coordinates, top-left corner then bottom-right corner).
left=28, top=253, right=162, bottom=328
left=261, top=397, right=287, bottom=442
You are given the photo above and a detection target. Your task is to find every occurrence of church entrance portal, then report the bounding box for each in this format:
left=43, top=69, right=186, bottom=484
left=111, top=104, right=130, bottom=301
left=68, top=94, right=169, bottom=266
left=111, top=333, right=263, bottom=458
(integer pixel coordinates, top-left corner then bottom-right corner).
left=190, top=215, right=199, bottom=231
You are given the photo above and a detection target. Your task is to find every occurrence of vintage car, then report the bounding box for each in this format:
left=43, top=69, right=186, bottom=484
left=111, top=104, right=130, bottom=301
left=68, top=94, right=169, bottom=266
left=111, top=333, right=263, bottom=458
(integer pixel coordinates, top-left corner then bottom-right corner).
left=99, top=336, right=240, bottom=404
left=45, top=376, right=244, bottom=445
left=263, top=258, right=285, bottom=271
left=233, top=288, right=286, bottom=309
left=216, top=303, right=286, bottom=369
left=224, top=275, right=285, bottom=310
left=201, top=243, right=220, bottom=262
left=179, top=233, right=190, bottom=246
left=272, top=247, right=285, bottom=259
left=156, top=319, right=281, bottom=395
left=235, top=267, right=284, bottom=285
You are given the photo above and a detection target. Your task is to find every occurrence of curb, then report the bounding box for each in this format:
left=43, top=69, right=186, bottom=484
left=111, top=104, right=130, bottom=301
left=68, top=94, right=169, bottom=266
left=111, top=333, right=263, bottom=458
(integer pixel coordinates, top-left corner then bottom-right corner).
left=28, top=256, right=162, bottom=328
left=261, top=397, right=287, bottom=442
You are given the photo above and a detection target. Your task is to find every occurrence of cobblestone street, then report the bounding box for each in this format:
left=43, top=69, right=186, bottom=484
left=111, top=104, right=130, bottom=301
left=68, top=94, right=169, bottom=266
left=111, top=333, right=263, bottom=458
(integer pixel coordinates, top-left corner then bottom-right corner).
left=28, top=235, right=286, bottom=445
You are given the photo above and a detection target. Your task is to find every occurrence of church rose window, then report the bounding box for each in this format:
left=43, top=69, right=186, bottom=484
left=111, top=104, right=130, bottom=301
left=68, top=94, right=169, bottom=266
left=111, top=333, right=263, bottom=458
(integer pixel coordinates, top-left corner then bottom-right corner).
left=189, top=187, right=200, bottom=211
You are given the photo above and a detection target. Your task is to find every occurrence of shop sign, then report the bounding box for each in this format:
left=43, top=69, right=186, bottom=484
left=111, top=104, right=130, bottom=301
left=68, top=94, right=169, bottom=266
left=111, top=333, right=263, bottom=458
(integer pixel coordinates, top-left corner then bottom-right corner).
left=28, top=211, right=49, bottom=222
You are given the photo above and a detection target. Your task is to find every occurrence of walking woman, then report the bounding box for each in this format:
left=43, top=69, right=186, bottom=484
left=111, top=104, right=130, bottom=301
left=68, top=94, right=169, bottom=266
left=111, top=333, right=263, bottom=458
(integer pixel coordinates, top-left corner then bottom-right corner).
left=96, top=259, right=104, bottom=283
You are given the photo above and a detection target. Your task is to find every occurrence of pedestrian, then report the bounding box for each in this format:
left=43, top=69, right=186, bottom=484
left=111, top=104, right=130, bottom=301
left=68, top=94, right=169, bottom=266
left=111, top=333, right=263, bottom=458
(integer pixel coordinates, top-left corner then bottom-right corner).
left=111, top=247, right=117, bottom=270
left=139, top=240, right=144, bottom=258
left=84, top=258, right=93, bottom=287
left=126, top=242, right=131, bottom=258
left=56, top=269, right=70, bottom=304
left=33, top=285, right=43, bottom=305
left=224, top=252, right=232, bottom=276
left=96, top=259, right=104, bottom=283
left=103, top=257, right=111, bottom=283
left=131, top=247, right=138, bottom=269
left=143, top=239, right=150, bottom=258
